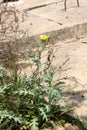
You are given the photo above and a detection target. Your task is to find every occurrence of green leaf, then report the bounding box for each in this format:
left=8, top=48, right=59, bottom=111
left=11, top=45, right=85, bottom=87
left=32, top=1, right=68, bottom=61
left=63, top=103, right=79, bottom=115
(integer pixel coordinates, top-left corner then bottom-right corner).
left=35, top=40, right=41, bottom=47
left=45, top=105, right=50, bottom=113
left=0, top=69, right=6, bottom=78
left=0, top=64, right=3, bottom=68
left=0, top=110, right=21, bottom=124
left=43, top=70, right=55, bottom=85
left=82, top=120, right=87, bottom=129
left=39, top=107, right=48, bottom=121
left=0, top=83, right=13, bottom=93
left=30, top=118, right=38, bottom=130
left=57, top=119, right=65, bottom=125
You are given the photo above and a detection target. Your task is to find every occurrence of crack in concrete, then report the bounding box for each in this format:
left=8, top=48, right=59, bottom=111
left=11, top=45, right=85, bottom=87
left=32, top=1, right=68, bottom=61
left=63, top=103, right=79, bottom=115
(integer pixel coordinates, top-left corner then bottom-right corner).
left=29, top=12, right=63, bottom=25
left=24, top=1, right=62, bottom=11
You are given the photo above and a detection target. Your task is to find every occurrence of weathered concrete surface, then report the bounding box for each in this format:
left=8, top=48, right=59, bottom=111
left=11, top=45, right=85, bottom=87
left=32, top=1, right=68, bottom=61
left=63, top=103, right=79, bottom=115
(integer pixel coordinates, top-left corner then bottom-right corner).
left=2, top=0, right=87, bottom=48
left=6, top=0, right=87, bottom=33
left=50, top=36, right=87, bottom=121
left=1, top=0, right=87, bottom=123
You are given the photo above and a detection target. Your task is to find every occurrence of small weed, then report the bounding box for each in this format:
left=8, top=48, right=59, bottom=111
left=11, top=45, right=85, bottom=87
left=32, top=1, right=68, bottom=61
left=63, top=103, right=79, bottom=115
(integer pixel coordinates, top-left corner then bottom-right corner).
left=0, top=5, right=82, bottom=130
left=82, top=120, right=87, bottom=129
left=0, top=36, right=68, bottom=130
left=57, top=119, right=65, bottom=126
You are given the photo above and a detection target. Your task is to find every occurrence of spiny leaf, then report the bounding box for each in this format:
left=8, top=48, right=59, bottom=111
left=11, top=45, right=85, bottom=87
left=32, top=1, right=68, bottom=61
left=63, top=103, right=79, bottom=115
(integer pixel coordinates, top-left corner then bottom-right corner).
left=30, top=118, right=38, bottom=130
left=39, top=107, right=48, bottom=121
left=0, top=83, right=13, bottom=93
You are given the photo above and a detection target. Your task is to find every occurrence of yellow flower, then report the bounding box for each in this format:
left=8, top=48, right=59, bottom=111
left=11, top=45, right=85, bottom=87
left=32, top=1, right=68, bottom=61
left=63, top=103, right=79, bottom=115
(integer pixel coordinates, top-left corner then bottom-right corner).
left=39, top=34, right=49, bottom=41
